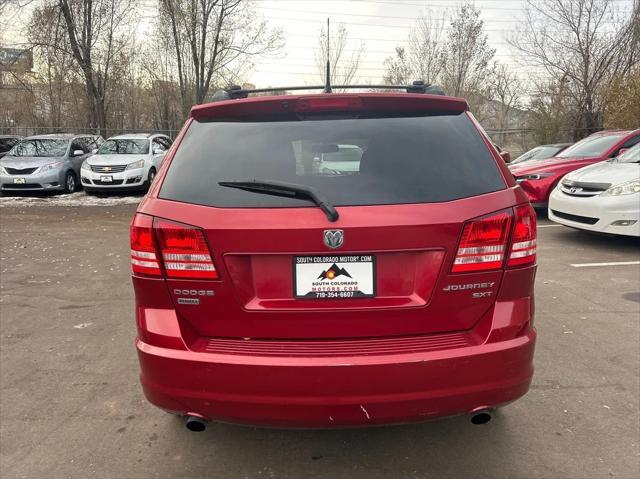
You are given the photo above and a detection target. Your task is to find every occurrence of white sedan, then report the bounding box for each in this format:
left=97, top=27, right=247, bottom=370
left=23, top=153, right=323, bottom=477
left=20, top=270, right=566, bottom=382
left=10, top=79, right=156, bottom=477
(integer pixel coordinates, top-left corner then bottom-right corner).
left=548, top=144, right=640, bottom=237
left=81, top=133, right=172, bottom=194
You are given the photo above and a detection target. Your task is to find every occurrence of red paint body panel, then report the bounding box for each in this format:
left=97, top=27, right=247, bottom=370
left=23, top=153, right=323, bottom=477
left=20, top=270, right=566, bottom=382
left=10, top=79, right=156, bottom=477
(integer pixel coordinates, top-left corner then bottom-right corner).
left=510, top=130, right=639, bottom=206
left=190, top=93, right=469, bottom=121
left=136, top=300, right=536, bottom=427
left=131, top=92, right=540, bottom=427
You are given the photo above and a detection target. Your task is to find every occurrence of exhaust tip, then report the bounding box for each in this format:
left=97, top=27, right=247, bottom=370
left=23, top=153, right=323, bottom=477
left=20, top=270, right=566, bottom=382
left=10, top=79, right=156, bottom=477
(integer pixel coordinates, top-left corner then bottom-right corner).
left=470, top=411, right=492, bottom=425
left=185, top=415, right=207, bottom=432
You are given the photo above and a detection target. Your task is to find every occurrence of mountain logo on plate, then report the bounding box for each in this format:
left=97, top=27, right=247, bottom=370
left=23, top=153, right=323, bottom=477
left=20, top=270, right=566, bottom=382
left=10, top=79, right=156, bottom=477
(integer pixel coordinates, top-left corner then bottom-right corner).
left=317, top=263, right=352, bottom=281
left=323, top=229, right=344, bottom=249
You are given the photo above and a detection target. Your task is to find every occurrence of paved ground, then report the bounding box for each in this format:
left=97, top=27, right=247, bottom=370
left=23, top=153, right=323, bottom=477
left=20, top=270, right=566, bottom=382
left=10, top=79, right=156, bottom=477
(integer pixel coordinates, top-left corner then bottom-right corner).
left=0, top=202, right=638, bottom=479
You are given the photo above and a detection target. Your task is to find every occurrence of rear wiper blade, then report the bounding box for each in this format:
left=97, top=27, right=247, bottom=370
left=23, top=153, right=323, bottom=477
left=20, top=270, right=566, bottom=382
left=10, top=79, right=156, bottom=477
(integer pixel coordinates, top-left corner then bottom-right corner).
left=218, top=179, right=339, bottom=222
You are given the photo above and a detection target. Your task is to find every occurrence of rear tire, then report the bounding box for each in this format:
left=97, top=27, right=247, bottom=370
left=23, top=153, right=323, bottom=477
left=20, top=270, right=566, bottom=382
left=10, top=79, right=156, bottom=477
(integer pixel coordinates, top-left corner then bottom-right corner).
left=64, top=171, right=77, bottom=193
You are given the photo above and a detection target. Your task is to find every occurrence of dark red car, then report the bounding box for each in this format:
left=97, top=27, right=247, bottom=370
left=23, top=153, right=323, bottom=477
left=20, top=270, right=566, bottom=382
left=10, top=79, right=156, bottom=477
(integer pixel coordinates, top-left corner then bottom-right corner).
left=509, top=130, right=640, bottom=208
left=131, top=87, right=537, bottom=430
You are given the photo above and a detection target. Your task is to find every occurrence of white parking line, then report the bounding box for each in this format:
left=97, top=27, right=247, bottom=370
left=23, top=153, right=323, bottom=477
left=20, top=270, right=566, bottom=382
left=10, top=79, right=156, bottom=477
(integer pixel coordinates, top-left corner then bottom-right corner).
left=570, top=261, right=640, bottom=268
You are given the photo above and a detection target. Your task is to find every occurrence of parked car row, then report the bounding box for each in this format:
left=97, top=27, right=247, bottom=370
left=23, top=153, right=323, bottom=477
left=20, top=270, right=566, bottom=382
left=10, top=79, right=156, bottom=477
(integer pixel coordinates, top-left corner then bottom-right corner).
left=0, top=133, right=173, bottom=195
left=509, top=129, right=639, bottom=207
left=509, top=129, right=640, bottom=237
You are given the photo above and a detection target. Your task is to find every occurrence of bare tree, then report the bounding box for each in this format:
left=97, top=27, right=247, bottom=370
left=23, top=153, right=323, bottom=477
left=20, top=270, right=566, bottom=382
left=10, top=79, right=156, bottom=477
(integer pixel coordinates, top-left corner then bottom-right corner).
left=486, top=64, right=525, bottom=148
left=527, top=76, right=576, bottom=144
left=315, top=22, right=365, bottom=87
left=383, top=47, right=412, bottom=85
left=140, top=24, right=184, bottom=133
left=510, top=0, right=639, bottom=136
left=383, top=13, right=445, bottom=86
left=442, top=2, right=495, bottom=98
left=407, top=14, right=446, bottom=85
left=159, top=0, right=283, bottom=116
left=56, top=0, right=136, bottom=136
left=28, top=4, right=81, bottom=127
left=491, top=64, right=522, bottom=130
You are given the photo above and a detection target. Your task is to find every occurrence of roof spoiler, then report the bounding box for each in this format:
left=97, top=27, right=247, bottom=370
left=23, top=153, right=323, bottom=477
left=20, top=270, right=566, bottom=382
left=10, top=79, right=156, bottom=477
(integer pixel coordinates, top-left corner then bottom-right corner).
left=211, top=81, right=446, bottom=101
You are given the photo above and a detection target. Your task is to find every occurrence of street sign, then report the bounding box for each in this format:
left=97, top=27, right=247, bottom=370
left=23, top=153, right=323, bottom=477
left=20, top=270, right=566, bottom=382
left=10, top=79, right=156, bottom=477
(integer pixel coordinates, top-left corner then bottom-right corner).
left=0, top=48, right=33, bottom=72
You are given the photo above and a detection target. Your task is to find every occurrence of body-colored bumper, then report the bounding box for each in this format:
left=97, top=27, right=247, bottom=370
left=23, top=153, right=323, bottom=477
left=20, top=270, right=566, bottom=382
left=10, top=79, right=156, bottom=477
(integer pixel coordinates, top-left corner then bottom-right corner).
left=516, top=177, right=558, bottom=206
left=137, top=329, right=536, bottom=428
left=81, top=166, right=147, bottom=190
left=549, top=188, right=640, bottom=237
left=0, top=168, right=66, bottom=192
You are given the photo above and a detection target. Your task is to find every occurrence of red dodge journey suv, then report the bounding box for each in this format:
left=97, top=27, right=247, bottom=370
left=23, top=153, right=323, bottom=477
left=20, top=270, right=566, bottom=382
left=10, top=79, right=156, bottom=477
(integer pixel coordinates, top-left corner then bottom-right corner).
left=131, top=87, right=537, bottom=430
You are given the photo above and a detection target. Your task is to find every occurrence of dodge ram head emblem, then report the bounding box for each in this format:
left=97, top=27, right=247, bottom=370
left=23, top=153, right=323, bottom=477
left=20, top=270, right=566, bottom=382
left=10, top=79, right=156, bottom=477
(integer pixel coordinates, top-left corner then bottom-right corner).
left=323, top=229, right=344, bottom=249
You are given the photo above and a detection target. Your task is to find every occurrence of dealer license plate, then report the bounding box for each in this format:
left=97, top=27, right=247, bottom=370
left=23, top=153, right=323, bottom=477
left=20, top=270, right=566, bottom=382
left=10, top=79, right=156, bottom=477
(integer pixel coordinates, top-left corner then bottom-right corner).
left=294, top=255, right=376, bottom=299
left=100, top=175, right=113, bottom=182
left=13, top=178, right=26, bottom=184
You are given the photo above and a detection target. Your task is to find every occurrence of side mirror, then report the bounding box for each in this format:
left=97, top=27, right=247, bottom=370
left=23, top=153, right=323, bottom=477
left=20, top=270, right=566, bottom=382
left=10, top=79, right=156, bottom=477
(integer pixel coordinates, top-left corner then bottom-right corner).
left=499, top=150, right=511, bottom=163
left=92, top=148, right=98, bottom=154
left=616, top=148, right=629, bottom=157
left=72, top=149, right=84, bottom=157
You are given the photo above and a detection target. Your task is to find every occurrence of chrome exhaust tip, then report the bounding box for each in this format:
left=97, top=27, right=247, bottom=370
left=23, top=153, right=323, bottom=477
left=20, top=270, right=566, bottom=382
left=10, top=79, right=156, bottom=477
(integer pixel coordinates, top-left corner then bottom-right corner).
left=185, top=414, right=207, bottom=432
left=470, top=410, right=492, bottom=425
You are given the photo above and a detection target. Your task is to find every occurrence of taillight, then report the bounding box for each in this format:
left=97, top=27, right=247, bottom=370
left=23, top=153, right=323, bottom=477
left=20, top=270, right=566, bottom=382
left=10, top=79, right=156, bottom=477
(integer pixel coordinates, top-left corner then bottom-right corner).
left=154, top=219, right=218, bottom=279
left=507, top=204, right=537, bottom=267
left=130, top=214, right=161, bottom=276
left=452, top=211, right=512, bottom=273
left=130, top=214, right=218, bottom=279
left=452, top=205, right=537, bottom=274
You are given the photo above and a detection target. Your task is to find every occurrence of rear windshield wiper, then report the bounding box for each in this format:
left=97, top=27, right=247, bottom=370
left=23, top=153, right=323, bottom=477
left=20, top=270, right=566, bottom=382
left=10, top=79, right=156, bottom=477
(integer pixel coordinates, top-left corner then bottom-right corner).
left=218, top=179, right=339, bottom=222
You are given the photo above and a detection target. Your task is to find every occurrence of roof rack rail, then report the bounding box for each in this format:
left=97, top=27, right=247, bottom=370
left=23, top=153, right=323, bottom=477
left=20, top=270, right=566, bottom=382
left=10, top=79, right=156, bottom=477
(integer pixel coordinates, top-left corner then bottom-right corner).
left=211, top=81, right=445, bottom=101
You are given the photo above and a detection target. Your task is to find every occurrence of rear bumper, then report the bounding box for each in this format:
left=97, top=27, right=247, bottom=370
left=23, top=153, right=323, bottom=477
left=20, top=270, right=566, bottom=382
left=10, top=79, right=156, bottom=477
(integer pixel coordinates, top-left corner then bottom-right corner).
left=137, top=328, right=536, bottom=427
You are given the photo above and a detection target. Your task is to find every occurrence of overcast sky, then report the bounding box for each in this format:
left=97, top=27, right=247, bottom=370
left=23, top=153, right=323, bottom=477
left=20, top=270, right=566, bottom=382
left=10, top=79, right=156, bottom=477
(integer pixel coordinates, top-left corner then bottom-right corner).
left=237, top=0, right=538, bottom=88
left=3, top=0, right=635, bottom=91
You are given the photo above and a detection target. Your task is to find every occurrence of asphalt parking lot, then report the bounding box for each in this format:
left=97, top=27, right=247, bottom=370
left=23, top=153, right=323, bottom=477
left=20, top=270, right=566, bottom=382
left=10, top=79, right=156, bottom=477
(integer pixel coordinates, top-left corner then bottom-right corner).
left=1, top=200, right=639, bottom=479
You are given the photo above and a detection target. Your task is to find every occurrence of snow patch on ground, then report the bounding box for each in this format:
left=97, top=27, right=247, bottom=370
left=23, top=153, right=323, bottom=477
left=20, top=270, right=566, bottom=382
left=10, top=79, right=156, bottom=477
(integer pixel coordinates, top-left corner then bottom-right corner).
left=0, top=192, right=142, bottom=207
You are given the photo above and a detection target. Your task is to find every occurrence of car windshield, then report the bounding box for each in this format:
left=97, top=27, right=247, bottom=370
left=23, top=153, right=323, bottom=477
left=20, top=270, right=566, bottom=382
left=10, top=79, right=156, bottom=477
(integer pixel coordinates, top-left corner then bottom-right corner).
left=557, top=134, right=625, bottom=158
left=617, top=144, right=640, bottom=163
left=98, top=139, right=149, bottom=155
left=160, top=112, right=506, bottom=208
left=512, top=145, right=562, bottom=164
left=8, top=139, right=69, bottom=157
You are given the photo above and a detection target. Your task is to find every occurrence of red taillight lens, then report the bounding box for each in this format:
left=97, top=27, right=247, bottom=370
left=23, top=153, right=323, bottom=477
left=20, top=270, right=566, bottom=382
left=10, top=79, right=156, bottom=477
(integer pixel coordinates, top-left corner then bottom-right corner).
left=154, top=219, right=218, bottom=279
left=452, top=211, right=512, bottom=273
left=507, top=204, right=537, bottom=267
left=130, top=213, right=161, bottom=276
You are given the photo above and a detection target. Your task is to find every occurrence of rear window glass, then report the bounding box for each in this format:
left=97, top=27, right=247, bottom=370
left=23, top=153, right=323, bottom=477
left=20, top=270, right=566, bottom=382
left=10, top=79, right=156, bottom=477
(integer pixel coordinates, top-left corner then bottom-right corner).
left=160, top=112, right=505, bottom=207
